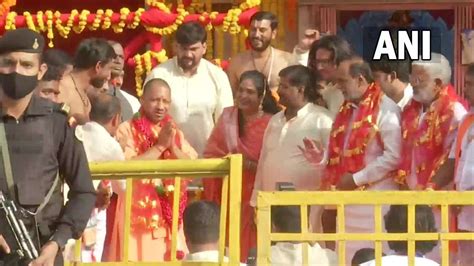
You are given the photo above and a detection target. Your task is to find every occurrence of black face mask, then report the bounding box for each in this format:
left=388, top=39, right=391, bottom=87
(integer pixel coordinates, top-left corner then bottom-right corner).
left=0, top=72, right=39, bottom=99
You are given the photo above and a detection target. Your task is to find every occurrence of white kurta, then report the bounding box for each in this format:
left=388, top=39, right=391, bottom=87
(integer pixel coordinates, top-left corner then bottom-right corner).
left=251, top=103, right=333, bottom=202
left=405, top=101, right=466, bottom=263
left=75, top=122, right=126, bottom=262
left=144, top=57, right=234, bottom=156
left=270, top=242, right=337, bottom=266
left=339, top=95, right=402, bottom=265
left=250, top=103, right=333, bottom=234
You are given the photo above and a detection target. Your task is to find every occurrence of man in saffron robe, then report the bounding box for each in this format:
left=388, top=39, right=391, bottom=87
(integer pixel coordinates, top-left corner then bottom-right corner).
left=303, top=56, right=402, bottom=264
left=203, top=70, right=280, bottom=262
left=397, top=53, right=467, bottom=263
left=113, top=78, right=198, bottom=262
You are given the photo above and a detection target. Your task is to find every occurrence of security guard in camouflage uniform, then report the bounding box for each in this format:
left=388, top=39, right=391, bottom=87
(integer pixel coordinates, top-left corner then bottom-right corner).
left=0, top=29, right=95, bottom=266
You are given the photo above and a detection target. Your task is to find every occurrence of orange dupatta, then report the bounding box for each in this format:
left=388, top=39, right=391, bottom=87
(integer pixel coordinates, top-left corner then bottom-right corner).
left=326, top=83, right=383, bottom=187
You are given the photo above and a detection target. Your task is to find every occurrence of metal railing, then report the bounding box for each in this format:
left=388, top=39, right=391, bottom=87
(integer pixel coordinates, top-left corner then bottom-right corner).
left=256, top=190, right=474, bottom=266
left=65, top=154, right=242, bottom=266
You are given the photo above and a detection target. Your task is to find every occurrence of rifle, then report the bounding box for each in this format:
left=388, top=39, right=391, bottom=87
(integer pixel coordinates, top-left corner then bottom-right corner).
left=0, top=191, right=39, bottom=263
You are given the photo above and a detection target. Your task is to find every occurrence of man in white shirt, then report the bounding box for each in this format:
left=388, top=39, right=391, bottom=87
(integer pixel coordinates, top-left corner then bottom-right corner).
left=183, top=201, right=244, bottom=264
left=360, top=205, right=439, bottom=266
left=398, top=53, right=467, bottom=263
left=431, top=63, right=474, bottom=266
left=251, top=65, right=333, bottom=234
left=270, top=205, right=337, bottom=266
left=144, top=22, right=233, bottom=156
left=302, top=56, right=401, bottom=263
left=107, top=41, right=141, bottom=121
left=75, top=94, right=125, bottom=262
left=370, top=57, right=413, bottom=110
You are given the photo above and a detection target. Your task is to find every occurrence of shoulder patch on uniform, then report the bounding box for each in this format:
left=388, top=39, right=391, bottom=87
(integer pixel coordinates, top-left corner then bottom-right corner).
left=60, top=103, right=70, bottom=115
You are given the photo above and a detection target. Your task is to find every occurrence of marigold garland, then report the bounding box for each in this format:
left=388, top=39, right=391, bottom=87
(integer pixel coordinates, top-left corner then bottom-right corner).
left=5, top=11, right=17, bottom=30
left=145, top=0, right=171, bottom=13
left=23, top=12, right=36, bottom=32
left=45, top=10, right=54, bottom=47
left=0, top=0, right=15, bottom=19
left=36, top=11, right=45, bottom=32
left=134, top=49, right=169, bottom=97
left=102, top=9, right=113, bottom=30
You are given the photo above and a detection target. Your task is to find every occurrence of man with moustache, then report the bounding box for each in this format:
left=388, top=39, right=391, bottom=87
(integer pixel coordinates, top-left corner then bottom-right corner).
left=301, top=56, right=401, bottom=264
left=227, top=11, right=295, bottom=101
left=145, top=22, right=233, bottom=156
left=58, top=38, right=116, bottom=125
left=396, top=53, right=466, bottom=263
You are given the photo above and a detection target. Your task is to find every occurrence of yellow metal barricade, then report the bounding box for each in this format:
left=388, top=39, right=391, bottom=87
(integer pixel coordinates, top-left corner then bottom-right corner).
left=256, top=191, right=474, bottom=266
left=66, top=154, right=242, bottom=266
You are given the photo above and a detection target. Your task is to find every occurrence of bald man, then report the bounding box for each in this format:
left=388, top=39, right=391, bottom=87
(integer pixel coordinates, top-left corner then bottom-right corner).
left=74, top=94, right=125, bottom=262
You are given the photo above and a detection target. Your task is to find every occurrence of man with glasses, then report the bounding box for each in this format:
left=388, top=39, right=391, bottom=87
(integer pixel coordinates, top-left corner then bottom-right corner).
left=306, top=35, right=352, bottom=116
left=396, top=52, right=466, bottom=263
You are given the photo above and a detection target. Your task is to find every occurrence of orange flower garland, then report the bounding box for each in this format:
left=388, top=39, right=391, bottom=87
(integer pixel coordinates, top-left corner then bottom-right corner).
left=397, top=86, right=459, bottom=189
left=326, top=83, right=383, bottom=189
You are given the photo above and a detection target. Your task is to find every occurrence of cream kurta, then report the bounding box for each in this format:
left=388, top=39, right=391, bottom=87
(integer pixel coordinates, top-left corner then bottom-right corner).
left=144, top=57, right=234, bottom=156
left=74, top=122, right=126, bottom=262
left=338, top=95, right=402, bottom=265
left=250, top=103, right=333, bottom=234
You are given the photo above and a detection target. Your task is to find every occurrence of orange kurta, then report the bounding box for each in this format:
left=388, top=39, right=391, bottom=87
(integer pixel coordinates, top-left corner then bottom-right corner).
left=106, top=116, right=197, bottom=262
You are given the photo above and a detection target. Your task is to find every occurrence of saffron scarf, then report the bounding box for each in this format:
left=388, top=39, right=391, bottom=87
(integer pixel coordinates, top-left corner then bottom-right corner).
left=397, top=86, right=459, bottom=188
left=326, top=83, right=383, bottom=187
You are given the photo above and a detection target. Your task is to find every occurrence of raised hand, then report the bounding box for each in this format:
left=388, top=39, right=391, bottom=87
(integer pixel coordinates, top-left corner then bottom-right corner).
left=298, top=137, right=325, bottom=164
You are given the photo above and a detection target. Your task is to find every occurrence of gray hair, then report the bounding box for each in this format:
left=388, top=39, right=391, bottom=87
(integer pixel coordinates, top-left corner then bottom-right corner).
left=412, top=53, right=451, bottom=84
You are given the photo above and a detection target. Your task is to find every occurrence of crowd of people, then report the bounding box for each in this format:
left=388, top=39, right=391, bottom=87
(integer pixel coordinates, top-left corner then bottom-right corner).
left=0, top=9, right=472, bottom=266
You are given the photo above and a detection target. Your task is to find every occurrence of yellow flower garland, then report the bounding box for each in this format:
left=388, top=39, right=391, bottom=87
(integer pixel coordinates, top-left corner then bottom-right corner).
left=102, top=9, right=114, bottom=30
left=5, top=11, right=17, bottom=30
left=90, top=9, right=104, bottom=31
left=134, top=49, right=168, bottom=96
left=23, top=12, right=36, bottom=32
left=128, top=8, right=144, bottom=29
left=45, top=10, right=54, bottom=47
left=72, top=9, right=87, bottom=34
left=36, top=11, right=46, bottom=32
left=112, top=7, right=130, bottom=33
left=145, top=0, right=171, bottom=13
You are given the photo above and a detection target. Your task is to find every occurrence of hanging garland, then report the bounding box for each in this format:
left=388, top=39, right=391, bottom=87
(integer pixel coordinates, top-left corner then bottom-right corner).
left=1, top=0, right=261, bottom=95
